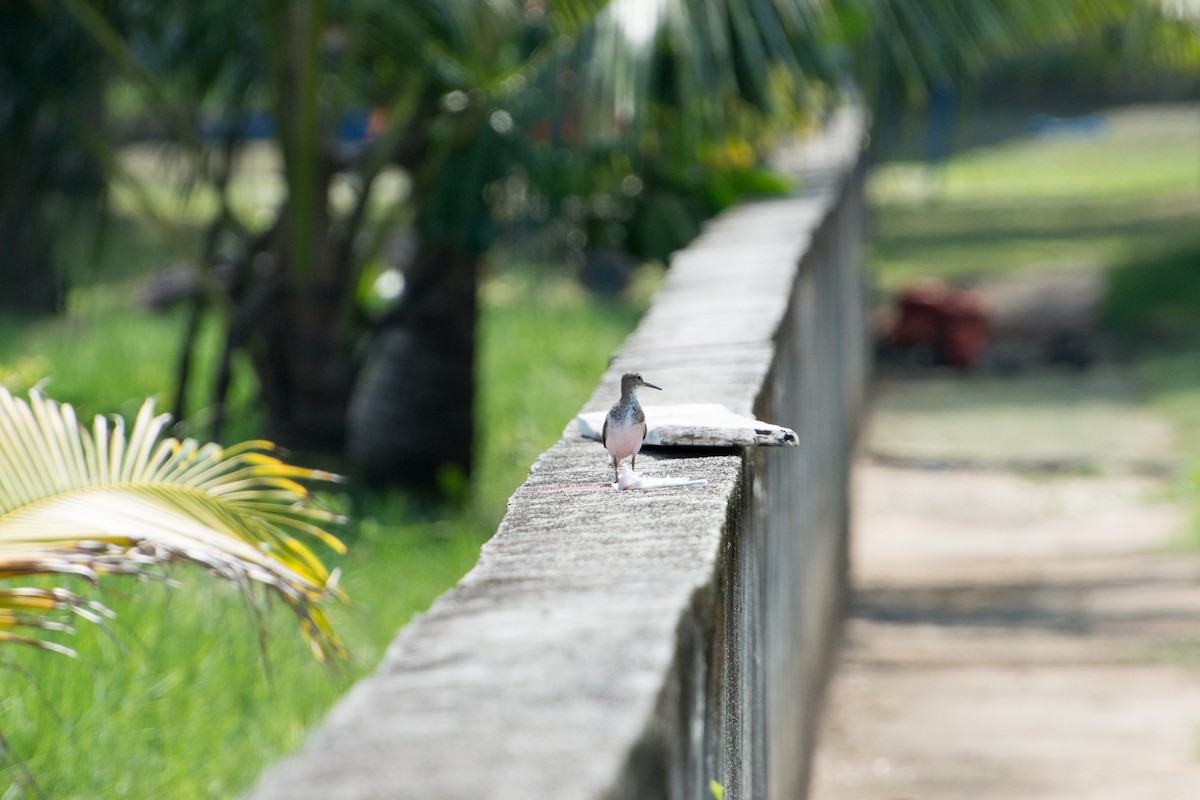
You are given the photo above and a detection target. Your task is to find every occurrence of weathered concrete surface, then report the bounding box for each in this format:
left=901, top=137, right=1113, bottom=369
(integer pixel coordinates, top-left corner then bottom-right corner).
left=254, top=440, right=743, bottom=800
left=250, top=108, right=867, bottom=800
left=810, top=378, right=1200, bottom=799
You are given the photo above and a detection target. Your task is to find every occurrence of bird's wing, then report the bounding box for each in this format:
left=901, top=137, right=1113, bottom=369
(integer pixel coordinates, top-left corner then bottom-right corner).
left=640, top=421, right=647, bottom=442
left=601, top=415, right=608, bottom=446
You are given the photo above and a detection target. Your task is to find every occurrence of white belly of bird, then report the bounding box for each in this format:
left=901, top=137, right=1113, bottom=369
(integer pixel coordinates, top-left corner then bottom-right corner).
left=605, top=422, right=645, bottom=464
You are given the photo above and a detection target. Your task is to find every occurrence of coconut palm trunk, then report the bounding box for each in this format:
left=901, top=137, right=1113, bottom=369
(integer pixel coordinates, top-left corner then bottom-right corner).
left=0, top=131, right=68, bottom=313
left=0, top=208, right=61, bottom=315
left=347, top=239, right=479, bottom=485
left=0, top=1, right=108, bottom=316
left=252, top=280, right=356, bottom=453
left=343, top=102, right=504, bottom=485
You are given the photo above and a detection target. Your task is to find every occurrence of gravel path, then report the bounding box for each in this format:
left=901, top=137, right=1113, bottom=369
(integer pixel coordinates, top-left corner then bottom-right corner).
left=810, top=379, right=1200, bottom=799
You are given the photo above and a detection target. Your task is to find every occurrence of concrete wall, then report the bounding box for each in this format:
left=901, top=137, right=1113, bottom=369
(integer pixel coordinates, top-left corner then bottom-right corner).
left=249, top=108, right=868, bottom=800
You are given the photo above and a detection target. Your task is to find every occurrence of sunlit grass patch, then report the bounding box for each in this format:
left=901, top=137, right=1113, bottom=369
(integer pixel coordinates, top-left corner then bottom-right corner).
left=868, top=103, right=1200, bottom=293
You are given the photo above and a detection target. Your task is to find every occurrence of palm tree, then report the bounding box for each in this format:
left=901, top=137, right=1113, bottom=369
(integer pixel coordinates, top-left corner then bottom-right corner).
left=0, top=385, right=345, bottom=665
left=44, top=0, right=607, bottom=482
left=44, top=0, right=535, bottom=480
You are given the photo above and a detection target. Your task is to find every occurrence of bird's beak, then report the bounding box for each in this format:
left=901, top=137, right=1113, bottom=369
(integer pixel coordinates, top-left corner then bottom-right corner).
left=642, top=380, right=662, bottom=391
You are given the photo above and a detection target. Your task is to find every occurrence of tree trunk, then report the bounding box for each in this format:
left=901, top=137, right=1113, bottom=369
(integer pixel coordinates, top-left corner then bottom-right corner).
left=251, top=277, right=355, bottom=454
left=346, top=240, right=477, bottom=486
left=0, top=218, right=62, bottom=314
left=0, top=141, right=66, bottom=314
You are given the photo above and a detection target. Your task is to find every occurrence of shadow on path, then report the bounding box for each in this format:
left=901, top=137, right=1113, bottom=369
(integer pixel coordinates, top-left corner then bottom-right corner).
left=810, top=386, right=1200, bottom=799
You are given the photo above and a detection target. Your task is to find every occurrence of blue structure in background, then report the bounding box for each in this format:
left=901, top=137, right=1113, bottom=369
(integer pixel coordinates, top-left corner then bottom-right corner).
left=199, top=110, right=374, bottom=145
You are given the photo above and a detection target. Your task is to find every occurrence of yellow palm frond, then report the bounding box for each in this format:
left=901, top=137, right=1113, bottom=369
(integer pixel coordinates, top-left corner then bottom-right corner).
left=0, top=387, right=347, bottom=662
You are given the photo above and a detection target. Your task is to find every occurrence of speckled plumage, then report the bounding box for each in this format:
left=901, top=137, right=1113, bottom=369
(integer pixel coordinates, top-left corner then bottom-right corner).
left=601, top=372, right=661, bottom=482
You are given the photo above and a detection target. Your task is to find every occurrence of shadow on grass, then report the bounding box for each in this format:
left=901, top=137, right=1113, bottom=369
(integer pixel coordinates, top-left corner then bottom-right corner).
left=872, top=195, right=1200, bottom=287
left=880, top=197, right=1200, bottom=255
left=1104, top=235, right=1200, bottom=351
left=1101, top=236, right=1200, bottom=462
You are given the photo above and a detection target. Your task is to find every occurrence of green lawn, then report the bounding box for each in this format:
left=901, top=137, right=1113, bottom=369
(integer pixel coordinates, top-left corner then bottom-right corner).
left=0, top=255, right=651, bottom=797
left=869, top=104, right=1200, bottom=292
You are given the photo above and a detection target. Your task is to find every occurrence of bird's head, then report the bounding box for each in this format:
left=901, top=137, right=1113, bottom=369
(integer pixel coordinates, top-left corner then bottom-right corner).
left=621, top=372, right=662, bottom=393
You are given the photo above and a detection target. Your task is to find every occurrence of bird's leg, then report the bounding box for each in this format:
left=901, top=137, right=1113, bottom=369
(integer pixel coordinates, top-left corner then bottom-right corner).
left=631, top=453, right=637, bottom=472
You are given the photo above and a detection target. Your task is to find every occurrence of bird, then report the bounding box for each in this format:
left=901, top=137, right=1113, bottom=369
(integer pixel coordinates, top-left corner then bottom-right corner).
left=601, top=372, right=661, bottom=483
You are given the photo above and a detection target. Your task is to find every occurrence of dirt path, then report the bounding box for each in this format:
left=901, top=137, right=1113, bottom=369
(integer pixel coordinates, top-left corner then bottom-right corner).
left=809, top=379, right=1200, bottom=799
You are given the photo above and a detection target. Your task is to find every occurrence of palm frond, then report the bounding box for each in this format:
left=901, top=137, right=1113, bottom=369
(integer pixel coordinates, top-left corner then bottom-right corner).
left=864, top=0, right=1139, bottom=101
left=0, top=387, right=347, bottom=663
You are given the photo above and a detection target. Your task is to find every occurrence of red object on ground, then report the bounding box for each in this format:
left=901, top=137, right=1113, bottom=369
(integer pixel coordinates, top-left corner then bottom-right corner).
left=890, top=281, right=990, bottom=369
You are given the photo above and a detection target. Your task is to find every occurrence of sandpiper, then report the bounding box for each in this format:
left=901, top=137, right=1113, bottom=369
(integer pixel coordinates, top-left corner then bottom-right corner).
left=602, top=372, right=661, bottom=483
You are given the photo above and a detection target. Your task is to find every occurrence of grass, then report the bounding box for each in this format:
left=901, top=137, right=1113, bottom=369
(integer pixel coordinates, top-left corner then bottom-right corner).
left=869, top=104, right=1200, bottom=293
left=0, top=247, right=652, bottom=795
